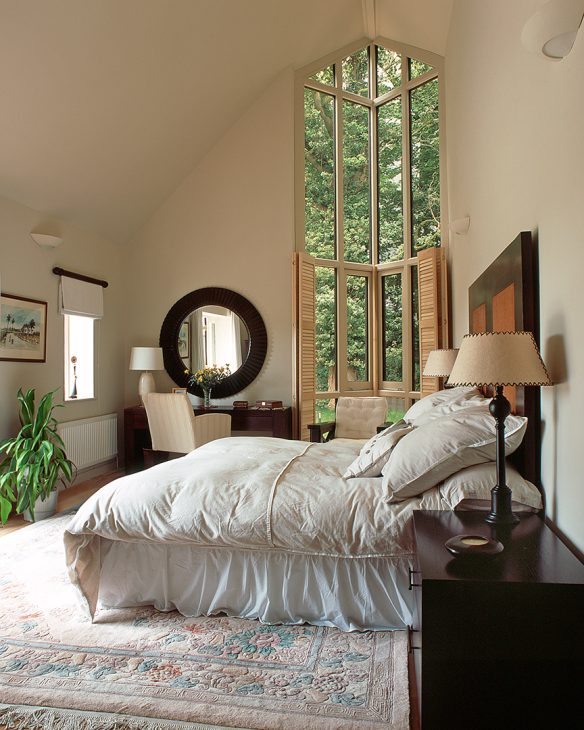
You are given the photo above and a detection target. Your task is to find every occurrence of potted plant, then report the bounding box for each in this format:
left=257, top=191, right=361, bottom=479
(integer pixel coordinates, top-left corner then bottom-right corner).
left=0, top=388, right=75, bottom=523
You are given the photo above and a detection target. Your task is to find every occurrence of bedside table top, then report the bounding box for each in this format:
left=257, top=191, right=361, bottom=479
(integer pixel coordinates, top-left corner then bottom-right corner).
left=413, top=510, right=584, bottom=586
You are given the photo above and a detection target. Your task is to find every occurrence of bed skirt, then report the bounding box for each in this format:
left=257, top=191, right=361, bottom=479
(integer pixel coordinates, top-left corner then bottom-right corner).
left=96, top=540, right=415, bottom=632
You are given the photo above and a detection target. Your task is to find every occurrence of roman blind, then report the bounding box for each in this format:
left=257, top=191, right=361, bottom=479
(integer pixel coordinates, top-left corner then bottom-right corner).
left=59, top=276, right=104, bottom=319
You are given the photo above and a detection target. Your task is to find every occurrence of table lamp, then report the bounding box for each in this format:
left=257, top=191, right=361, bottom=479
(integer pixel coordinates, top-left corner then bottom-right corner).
left=448, top=331, right=551, bottom=525
left=129, top=347, right=164, bottom=404
left=423, top=349, right=459, bottom=384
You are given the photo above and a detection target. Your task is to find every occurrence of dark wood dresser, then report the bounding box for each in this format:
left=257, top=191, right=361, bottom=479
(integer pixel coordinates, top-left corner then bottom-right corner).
left=411, top=510, right=584, bottom=729
left=124, top=404, right=292, bottom=473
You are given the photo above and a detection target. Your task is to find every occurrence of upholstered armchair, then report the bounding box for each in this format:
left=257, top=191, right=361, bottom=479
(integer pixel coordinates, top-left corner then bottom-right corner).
left=142, top=393, right=231, bottom=466
left=308, top=397, right=389, bottom=443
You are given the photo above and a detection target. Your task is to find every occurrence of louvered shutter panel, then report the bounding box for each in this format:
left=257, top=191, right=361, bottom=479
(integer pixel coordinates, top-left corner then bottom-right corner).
left=293, top=253, right=316, bottom=440
left=418, top=247, right=447, bottom=397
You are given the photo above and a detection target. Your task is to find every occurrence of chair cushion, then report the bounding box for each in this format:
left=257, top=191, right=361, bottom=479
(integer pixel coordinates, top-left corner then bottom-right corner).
left=334, top=397, right=388, bottom=439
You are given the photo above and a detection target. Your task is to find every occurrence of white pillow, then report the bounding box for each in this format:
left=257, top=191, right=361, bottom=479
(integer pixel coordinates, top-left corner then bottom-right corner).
left=410, top=391, right=489, bottom=427
left=403, top=386, right=483, bottom=426
left=343, top=425, right=412, bottom=478
left=440, top=462, right=542, bottom=512
left=382, top=407, right=528, bottom=502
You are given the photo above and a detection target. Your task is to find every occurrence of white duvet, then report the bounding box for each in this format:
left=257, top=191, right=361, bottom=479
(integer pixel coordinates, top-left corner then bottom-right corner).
left=65, top=437, right=447, bottom=615
left=66, top=437, right=445, bottom=558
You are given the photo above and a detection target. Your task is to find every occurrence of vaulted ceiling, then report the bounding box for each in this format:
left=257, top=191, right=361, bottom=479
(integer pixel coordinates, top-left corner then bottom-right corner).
left=0, top=0, right=453, bottom=243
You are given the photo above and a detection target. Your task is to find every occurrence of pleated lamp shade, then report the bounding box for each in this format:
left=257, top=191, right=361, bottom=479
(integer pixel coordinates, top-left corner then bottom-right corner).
left=448, top=332, right=551, bottom=387
left=423, top=349, right=459, bottom=378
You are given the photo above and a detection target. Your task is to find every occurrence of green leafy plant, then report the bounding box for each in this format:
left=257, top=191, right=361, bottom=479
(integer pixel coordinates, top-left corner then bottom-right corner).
left=0, top=388, right=75, bottom=523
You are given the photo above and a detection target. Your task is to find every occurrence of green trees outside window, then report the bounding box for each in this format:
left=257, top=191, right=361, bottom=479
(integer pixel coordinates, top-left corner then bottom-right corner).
left=303, top=42, right=442, bottom=423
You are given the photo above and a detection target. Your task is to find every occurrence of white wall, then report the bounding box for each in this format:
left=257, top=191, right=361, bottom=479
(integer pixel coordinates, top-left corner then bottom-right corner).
left=124, top=69, right=295, bottom=407
left=446, top=0, right=584, bottom=552
left=0, top=196, right=126, bottom=441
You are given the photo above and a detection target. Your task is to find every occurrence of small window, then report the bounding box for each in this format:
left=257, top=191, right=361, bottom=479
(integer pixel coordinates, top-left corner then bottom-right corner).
left=64, top=315, right=95, bottom=401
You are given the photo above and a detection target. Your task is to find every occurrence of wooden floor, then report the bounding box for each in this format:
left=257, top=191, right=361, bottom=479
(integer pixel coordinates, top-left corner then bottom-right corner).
left=0, top=469, right=124, bottom=537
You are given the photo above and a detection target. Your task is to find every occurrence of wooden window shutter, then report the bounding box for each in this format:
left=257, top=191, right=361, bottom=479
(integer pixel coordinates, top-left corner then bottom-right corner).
left=293, top=252, right=316, bottom=440
left=418, top=247, right=447, bottom=397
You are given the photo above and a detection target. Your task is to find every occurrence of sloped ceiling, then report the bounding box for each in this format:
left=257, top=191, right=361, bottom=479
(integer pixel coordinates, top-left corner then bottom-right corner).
left=0, top=0, right=453, bottom=243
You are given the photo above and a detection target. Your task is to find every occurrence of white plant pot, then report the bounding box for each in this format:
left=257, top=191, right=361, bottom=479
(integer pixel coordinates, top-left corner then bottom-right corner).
left=23, top=490, right=58, bottom=522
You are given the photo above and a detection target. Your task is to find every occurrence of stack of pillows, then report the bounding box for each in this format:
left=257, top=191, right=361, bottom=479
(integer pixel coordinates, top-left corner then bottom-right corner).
left=343, top=386, right=542, bottom=511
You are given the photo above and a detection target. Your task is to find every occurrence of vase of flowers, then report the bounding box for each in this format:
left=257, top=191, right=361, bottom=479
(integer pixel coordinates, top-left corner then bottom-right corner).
left=184, top=365, right=231, bottom=408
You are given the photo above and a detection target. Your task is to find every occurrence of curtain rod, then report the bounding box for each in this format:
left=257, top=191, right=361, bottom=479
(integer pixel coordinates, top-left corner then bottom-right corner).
left=53, top=267, right=109, bottom=289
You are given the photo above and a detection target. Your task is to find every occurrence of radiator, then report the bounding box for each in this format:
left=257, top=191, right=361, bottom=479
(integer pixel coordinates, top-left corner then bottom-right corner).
left=58, top=413, right=118, bottom=470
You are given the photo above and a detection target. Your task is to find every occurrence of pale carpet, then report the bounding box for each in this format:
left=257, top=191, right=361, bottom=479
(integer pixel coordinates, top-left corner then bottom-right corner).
left=0, top=514, right=409, bottom=730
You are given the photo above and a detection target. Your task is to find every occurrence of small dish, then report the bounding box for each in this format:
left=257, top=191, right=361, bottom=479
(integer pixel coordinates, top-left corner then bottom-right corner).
left=445, top=534, right=504, bottom=559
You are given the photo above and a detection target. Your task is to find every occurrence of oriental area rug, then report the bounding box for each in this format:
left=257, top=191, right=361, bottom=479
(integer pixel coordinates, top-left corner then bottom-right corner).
left=0, top=514, right=409, bottom=730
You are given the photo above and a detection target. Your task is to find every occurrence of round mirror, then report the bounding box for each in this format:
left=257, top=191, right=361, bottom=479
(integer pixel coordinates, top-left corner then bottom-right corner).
left=177, top=307, right=250, bottom=373
left=160, top=288, right=267, bottom=398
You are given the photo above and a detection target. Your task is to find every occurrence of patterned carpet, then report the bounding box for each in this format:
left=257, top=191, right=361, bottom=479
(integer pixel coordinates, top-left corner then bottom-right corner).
left=0, top=514, right=409, bottom=730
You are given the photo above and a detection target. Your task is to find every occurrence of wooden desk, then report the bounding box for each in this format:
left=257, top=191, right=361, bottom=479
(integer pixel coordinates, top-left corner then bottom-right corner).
left=124, top=405, right=292, bottom=473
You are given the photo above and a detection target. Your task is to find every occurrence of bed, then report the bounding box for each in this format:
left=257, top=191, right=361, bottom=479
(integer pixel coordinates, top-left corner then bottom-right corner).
left=65, top=232, right=544, bottom=631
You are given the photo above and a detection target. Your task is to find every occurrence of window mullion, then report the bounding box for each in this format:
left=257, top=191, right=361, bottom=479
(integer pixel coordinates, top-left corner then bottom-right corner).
left=374, top=87, right=403, bottom=107
left=402, top=87, right=413, bottom=261
left=404, top=69, right=439, bottom=92
left=369, top=41, right=379, bottom=392
left=335, top=92, right=344, bottom=265
left=337, top=265, right=348, bottom=393
left=402, top=262, right=413, bottom=411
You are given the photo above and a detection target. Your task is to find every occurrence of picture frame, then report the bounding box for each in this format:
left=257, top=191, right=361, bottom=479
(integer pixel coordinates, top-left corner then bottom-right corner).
left=178, top=320, right=190, bottom=359
left=172, top=387, right=188, bottom=395
left=0, top=293, right=48, bottom=363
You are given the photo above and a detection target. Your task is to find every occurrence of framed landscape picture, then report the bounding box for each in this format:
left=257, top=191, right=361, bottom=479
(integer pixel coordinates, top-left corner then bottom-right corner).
left=178, top=320, right=190, bottom=359
left=0, top=293, right=47, bottom=362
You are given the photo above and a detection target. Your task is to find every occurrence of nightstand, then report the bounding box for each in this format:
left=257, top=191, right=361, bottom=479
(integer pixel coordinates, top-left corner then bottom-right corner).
left=411, top=510, right=584, bottom=730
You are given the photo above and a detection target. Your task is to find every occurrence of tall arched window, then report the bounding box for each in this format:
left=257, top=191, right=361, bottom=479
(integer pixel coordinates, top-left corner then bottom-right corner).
left=295, top=39, right=447, bottom=433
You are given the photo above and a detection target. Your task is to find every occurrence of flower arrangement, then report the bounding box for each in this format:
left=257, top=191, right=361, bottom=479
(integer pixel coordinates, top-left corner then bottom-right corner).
left=184, top=365, right=231, bottom=407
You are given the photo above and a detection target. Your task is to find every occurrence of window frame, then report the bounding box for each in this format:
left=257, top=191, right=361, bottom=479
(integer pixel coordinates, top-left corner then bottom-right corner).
left=295, top=36, right=448, bottom=414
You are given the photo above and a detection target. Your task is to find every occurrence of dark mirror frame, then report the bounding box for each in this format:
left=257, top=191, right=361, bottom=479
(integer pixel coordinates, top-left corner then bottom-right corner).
left=160, top=287, right=267, bottom=399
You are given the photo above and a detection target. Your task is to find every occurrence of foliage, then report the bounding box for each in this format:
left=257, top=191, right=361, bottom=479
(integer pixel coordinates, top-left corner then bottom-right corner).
left=382, top=274, right=403, bottom=382
left=0, top=388, right=74, bottom=523
left=185, top=365, right=231, bottom=392
left=305, top=46, right=441, bottom=396
left=410, top=78, right=441, bottom=251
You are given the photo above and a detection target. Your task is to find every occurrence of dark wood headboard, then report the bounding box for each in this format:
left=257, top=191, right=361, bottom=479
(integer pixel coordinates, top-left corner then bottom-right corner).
left=468, top=231, right=541, bottom=488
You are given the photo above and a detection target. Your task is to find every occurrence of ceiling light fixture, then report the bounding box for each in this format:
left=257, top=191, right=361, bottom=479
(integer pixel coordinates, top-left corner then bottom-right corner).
left=521, top=0, right=584, bottom=60
left=31, top=232, right=63, bottom=248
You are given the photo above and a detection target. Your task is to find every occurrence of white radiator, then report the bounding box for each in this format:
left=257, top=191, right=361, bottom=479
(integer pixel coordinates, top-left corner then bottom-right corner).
left=58, top=413, right=118, bottom=470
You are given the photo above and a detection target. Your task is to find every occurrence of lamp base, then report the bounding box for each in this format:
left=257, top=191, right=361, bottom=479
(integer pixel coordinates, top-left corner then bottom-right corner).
left=484, top=484, right=520, bottom=525
left=138, top=371, right=156, bottom=405
left=485, top=387, right=520, bottom=526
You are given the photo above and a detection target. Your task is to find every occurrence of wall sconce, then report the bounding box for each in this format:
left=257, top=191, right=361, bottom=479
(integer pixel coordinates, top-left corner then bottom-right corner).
left=31, top=232, right=63, bottom=248
left=449, top=216, right=471, bottom=235
left=522, top=0, right=584, bottom=60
